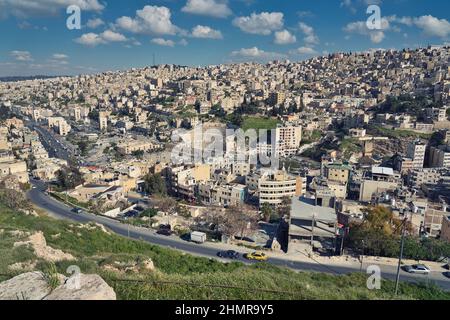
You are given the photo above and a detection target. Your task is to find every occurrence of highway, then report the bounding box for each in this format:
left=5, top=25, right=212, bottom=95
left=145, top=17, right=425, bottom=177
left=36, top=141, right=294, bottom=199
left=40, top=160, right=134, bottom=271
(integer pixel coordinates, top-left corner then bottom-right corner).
left=27, top=179, right=450, bottom=291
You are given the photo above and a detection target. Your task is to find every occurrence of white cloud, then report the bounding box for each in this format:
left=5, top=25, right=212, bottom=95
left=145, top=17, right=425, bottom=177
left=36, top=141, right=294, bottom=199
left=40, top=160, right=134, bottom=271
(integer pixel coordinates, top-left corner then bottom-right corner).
left=179, top=39, right=189, bottom=46
left=398, top=15, right=450, bottom=39
left=232, top=12, right=284, bottom=35
left=52, top=53, right=68, bottom=60
left=191, top=25, right=223, bottom=39
left=299, top=22, right=319, bottom=45
left=274, top=30, right=296, bottom=45
left=0, top=0, right=104, bottom=18
left=116, top=5, right=180, bottom=36
left=100, top=30, right=127, bottom=42
left=182, top=0, right=232, bottom=18
left=290, top=47, right=317, bottom=55
left=151, top=38, right=175, bottom=47
left=86, top=18, right=104, bottom=29
left=74, top=33, right=106, bottom=46
left=74, top=30, right=128, bottom=47
left=231, top=47, right=286, bottom=61
left=343, top=18, right=390, bottom=43
left=10, top=50, right=33, bottom=61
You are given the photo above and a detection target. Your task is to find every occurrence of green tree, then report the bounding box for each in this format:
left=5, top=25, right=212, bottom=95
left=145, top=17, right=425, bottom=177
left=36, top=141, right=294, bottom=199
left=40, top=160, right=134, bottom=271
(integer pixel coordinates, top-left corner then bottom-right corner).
left=261, top=203, right=273, bottom=223
left=142, top=174, right=167, bottom=196
left=57, top=165, right=85, bottom=191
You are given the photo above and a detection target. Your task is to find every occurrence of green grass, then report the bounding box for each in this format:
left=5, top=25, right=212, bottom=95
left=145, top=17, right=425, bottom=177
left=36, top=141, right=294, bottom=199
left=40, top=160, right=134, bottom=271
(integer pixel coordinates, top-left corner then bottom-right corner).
left=369, top=126, right=432, bottom=140
left=339, top=138, right=362, bottom=159
left=0, top=203, right=449, bottom=300
left=241, top=117, right=280, bottom=131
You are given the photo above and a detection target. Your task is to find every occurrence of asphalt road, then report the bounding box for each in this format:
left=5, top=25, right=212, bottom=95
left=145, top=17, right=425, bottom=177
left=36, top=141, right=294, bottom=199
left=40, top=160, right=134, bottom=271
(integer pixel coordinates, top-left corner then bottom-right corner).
left=27, top=121, right=78, bottom=164
left=27, top=179, right=450, bottom=291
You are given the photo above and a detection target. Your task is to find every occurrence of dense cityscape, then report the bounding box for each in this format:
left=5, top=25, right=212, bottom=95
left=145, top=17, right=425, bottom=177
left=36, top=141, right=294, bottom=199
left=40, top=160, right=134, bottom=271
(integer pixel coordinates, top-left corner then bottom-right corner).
left=0, top=0, right=449, bottom=306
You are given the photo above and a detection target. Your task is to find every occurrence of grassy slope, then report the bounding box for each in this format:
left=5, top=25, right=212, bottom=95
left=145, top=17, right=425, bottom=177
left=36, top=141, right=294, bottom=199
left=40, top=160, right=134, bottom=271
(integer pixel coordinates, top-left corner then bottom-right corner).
left=0, top=204, right=449, bottom=300
left=241, top=117, right=280, bottom=131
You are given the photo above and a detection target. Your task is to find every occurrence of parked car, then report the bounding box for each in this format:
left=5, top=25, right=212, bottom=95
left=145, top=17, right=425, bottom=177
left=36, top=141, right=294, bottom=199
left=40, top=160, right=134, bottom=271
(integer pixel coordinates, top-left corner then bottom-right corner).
left=443, top=272, right=450, bottom=279
left=217, top=250, right=239, bottom=259
left=402, top=264, right=430, bottom=275
left=245, top=251, right=268, bottom=262
left=157, top=228, right=173, bottom=236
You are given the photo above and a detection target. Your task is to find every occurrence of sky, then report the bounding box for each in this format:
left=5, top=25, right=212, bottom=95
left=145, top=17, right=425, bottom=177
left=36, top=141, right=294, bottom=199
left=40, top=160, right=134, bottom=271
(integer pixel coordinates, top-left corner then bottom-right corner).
left=0, top=0, right=449, bottom=76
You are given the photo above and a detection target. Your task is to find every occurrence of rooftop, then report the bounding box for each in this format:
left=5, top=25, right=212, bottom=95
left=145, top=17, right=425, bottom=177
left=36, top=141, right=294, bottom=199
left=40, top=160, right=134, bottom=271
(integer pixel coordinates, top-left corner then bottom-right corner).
left=372, top=166, right=394, bottom=176
left=290, top=196, right=336, bottom=222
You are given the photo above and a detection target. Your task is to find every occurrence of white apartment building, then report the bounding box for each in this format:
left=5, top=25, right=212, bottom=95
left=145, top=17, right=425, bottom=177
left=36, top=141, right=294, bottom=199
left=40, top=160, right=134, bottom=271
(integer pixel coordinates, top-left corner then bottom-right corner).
left=258, top=170, right=306, bottom=205
left=407, top=141, right=426, bottom=169
left=274, top=125, right=302, bottom=157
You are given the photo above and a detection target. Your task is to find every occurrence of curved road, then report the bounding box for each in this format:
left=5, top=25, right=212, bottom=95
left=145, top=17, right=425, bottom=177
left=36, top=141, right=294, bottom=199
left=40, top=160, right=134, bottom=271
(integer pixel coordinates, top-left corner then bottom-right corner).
left=28, top=180, right=450, bottom=291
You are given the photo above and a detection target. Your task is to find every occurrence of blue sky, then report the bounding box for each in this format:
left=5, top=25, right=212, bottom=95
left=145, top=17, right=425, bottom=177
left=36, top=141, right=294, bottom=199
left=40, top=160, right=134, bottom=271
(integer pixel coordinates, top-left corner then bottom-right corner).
left=0, top=0, right=449, bottom=76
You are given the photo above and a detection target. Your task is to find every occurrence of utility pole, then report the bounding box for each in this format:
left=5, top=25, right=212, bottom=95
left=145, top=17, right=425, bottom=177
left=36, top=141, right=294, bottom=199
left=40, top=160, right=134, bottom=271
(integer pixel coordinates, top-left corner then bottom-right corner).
left=310, top=213, right=315, bottom=247
left=395, top=217, right=408, bottom=296
left=360, top=239, right=365, bottom=272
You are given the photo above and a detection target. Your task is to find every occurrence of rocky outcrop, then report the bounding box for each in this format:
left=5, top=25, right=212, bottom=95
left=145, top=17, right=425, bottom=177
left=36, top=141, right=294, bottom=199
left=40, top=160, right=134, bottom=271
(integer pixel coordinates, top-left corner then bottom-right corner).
left=0, top=272, right=116, bottom=300
left=0, top=272, right=51, bottom=300
left=45, top=274, right=116, bottom=300
left=14, top=231, right=75, bottom=262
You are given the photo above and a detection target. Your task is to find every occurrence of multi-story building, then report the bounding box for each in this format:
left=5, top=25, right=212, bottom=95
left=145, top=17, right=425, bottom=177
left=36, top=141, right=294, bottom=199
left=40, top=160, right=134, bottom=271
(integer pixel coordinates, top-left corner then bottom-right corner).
left=198, top=183, right=246, bottom=206
left=407, top=140, right=426, bottom=169
left=430, top=145, right=450, bottom=168
left=46, top=117, right=71, bottom=136
left=359, top=167, right=401, bottom=202
left=322, top=162, right=352, bottom=184
left=269, top=91, right=286, bottom=107
left=274, top=125, right=302, bottom=156
left=99, top=111, right=108, bottom=132
left=258, top=170, right=306, bottom=205
left=407, top=168, right=443, bottom=188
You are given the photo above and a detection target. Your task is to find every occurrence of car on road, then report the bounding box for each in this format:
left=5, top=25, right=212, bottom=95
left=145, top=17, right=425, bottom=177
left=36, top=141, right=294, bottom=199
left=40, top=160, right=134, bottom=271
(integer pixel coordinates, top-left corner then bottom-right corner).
left=217, top=250, right=240, bottom=259
left=402, top=264, right=430, bottom=275
left=245, top=251, right=268, bottom=262
left=156, top=228, right=173, bottom=236
left=71, top=208, right=84, bottom=214
left=443, top=272, right=450, bottom=279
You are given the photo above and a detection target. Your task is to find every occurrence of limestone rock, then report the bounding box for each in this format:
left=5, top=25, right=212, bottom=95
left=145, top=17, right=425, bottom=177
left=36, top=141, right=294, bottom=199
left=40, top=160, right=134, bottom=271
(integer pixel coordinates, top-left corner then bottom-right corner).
left=0, top=272, right=116, bottom=301
left=0, top=272, right=51, bottom=300
left=45, top=274, right=116, bottom=300
left=14, top=231, right=75, bottom=262
left=142, top=259, right=155, bottom=271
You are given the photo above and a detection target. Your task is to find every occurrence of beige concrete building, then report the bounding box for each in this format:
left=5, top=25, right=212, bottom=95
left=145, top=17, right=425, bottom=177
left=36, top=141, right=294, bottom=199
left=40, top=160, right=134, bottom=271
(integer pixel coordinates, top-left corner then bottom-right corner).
left=99, top=111, right=108, bottom=132
left=323, top=162, right=352, bottom=184
left=259, top=171, right=305, bottom=205
left=117, top=140, right=159, bottom=155
left=0, top=127, right=10, bottom=151
left=0, top=160, right=28, bottom=184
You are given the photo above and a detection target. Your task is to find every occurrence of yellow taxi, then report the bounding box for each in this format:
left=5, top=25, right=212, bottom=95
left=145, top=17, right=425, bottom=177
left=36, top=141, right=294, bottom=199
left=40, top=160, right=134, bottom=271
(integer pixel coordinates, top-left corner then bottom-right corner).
left=245, top=251, right=268, bottom=261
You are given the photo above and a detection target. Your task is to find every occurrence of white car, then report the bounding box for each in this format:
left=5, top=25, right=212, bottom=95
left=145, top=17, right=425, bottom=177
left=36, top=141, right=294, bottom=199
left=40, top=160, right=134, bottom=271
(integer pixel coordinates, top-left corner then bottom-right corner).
left=403, top=264, right=430, bottom=275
